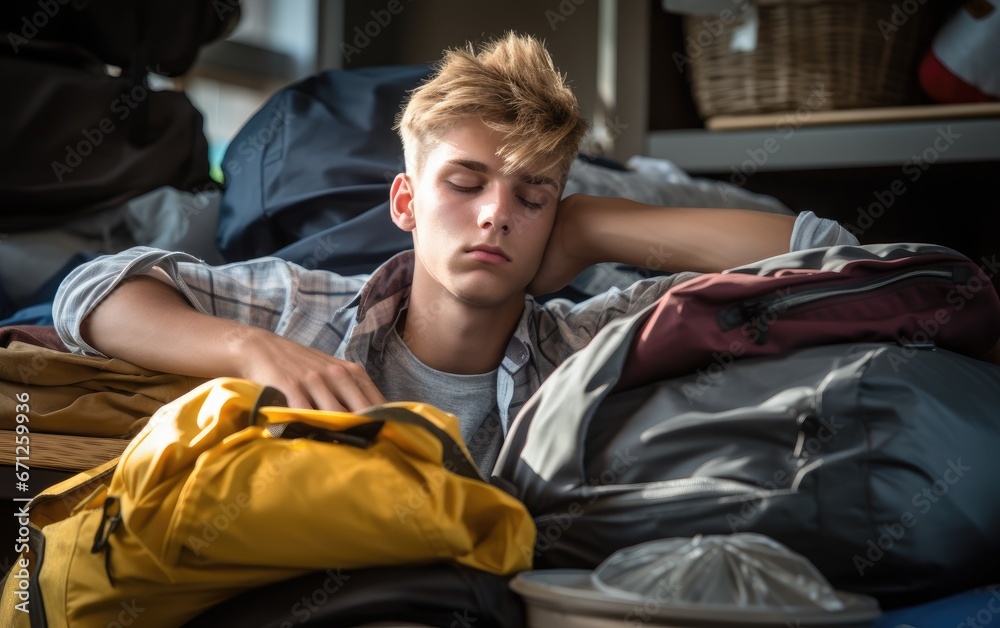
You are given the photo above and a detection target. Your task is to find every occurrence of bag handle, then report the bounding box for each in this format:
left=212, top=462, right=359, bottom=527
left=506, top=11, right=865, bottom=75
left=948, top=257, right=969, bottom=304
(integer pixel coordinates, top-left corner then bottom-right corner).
left=249, top=386, right=482, bottom=481
left=361, top=406, right=482, bottom=481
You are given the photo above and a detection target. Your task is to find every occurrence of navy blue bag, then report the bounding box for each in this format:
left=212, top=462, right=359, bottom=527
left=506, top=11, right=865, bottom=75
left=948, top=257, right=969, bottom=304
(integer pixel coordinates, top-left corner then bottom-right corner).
left=217, top=65, right=430, bottom=274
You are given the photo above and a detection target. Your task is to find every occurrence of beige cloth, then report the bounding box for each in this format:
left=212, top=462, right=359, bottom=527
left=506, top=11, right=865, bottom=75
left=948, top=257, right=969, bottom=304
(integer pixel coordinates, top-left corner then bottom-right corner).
left=1, top=341, right=204, bottom=437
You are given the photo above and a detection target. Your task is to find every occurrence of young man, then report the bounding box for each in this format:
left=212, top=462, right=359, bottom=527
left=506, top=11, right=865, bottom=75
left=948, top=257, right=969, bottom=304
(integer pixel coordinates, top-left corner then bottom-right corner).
left=53, top=33, right=856, bottom=472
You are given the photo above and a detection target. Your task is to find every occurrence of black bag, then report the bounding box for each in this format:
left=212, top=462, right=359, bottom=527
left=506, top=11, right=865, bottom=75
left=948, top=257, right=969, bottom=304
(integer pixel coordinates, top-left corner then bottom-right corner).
left=1, top=0, right=239, bottom=77
left=0, top=1, right=237, bottom=230
left=494, top=303, right=1000, bottom=608
left=183, top=562, right=525, bottom=628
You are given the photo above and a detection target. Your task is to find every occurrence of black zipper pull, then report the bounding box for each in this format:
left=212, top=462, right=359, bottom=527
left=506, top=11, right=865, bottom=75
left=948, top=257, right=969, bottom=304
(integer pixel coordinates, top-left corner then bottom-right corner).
left=91, top=496, right=122, bottom=585
left=753, top=311, right=770, bottom=345
left=718, top=300, right=758, bottom=329
left=717, top=301, right=771, bottom=344
left=742, top=302, right=771, bottom=345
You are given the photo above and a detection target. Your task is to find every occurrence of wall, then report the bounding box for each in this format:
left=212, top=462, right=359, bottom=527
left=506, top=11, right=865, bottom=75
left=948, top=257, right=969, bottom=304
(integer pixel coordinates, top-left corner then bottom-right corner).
left=339, top=0, right=601, bottom=141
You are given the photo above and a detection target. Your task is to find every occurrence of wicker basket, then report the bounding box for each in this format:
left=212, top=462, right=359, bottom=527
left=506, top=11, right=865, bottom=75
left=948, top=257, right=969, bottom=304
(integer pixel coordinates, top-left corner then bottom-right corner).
left=683, top=0, right=938, bottom=118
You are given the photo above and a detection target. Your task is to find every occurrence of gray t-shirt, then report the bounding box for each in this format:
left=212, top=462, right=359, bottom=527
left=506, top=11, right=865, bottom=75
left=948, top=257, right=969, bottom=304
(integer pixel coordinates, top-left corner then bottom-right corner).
left=371, top=325, right=505, bottom=475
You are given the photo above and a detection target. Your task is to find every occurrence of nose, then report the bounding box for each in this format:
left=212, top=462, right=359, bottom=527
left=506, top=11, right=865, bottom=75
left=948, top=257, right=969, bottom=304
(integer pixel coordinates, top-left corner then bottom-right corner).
left=478, top=186, right=512, bottom=235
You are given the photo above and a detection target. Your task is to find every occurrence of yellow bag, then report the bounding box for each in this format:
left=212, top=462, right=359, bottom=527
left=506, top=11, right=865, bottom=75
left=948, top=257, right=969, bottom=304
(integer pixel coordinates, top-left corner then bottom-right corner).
left=0, top=378, right=535, bottom=628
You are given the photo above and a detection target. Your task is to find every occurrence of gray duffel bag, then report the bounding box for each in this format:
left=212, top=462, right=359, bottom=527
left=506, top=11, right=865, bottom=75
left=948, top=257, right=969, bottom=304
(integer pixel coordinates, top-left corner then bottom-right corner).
left=493, top=306, right=1000, bottom=608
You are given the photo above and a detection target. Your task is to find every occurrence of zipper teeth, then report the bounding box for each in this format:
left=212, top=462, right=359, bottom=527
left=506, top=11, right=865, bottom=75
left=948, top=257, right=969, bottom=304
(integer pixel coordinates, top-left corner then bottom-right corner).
left=643, top=484, right=755, bottom=498
left=598, top=478, right=760, bottom=499
left=766, top=268, right=953, bottom=311
left=574, top=481, right=769, bottom=517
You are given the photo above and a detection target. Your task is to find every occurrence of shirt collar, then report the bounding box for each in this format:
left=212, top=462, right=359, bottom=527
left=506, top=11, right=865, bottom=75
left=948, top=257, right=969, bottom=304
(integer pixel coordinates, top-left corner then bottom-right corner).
left=345, top=250, right=414, bottom=324
left=504, top=302, right=534, bottom=369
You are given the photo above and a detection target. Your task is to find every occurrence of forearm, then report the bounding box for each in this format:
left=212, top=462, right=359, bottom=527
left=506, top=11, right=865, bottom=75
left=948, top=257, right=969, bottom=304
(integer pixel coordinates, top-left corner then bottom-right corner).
left=570, top=195, right=795, bottom=273
left=78, top=274, right=386, bottom=411
left=80, top=275, right=254, bottom=379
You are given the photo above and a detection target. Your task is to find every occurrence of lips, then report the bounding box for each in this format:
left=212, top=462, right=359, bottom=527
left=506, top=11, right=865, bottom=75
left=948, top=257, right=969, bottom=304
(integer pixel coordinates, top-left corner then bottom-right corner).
left=467, top=244, right=510, bottom=264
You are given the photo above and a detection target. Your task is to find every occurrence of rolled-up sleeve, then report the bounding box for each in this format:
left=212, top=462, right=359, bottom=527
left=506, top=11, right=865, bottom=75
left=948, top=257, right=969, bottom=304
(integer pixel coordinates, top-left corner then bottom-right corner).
left=53, top=247, right=201, bottom=355
left=53, top=246, right=364, bottom=357
left=790, top=210, right=859, bottom=250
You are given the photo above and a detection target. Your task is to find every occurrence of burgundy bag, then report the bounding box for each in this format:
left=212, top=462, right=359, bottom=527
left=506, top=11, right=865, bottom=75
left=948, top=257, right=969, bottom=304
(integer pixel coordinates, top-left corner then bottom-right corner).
left=617, top=243, right=1000, bottom=391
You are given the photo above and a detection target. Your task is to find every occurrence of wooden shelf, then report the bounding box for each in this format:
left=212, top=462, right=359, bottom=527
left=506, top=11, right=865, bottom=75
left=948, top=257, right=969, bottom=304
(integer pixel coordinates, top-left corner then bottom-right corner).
left=705, top=102, right=1000, bottom=131
left=646, top=115, right=1000, bottom=174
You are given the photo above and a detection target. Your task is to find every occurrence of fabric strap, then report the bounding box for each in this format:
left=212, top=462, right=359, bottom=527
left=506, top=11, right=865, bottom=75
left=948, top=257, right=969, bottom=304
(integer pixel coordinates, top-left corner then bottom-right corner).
left=248, top=385, right=482, bottom=481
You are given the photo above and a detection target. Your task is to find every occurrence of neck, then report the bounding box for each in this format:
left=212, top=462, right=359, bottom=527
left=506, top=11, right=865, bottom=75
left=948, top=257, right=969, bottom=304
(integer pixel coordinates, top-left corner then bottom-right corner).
left=399, top=294, right=523, bottom=376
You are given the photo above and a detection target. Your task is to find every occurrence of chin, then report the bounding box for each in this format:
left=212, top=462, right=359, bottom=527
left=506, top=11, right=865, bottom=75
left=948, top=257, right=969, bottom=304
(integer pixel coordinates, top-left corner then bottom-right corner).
left=450, top=284, right=522, bottom=309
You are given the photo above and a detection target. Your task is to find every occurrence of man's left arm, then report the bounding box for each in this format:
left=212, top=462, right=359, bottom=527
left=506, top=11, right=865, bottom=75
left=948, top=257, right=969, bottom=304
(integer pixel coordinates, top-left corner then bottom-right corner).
left=528, top=194, right=856, bottom=296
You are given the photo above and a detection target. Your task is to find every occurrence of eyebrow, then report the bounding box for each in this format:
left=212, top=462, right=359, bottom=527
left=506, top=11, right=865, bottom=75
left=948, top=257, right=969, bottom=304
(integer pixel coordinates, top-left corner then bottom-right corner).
left=447, top=159, right=559, bottom=191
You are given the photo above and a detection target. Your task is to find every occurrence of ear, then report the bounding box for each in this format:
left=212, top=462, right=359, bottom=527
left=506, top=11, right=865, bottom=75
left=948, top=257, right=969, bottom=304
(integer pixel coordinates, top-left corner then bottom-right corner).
left=390, top=173, right=416, bottom=232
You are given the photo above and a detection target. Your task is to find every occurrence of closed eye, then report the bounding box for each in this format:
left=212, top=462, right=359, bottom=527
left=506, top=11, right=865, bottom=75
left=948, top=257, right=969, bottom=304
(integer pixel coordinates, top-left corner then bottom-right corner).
left=447, top=181, right=545, bottom=210
left=446, top=182, right=481, bottom=193
left=518, top=197, right=543, bottom=210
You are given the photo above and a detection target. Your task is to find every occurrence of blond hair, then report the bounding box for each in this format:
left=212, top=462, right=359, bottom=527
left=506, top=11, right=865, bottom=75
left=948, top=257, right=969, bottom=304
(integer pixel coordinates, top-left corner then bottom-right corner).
left=396, top=32, right=588, bottom=185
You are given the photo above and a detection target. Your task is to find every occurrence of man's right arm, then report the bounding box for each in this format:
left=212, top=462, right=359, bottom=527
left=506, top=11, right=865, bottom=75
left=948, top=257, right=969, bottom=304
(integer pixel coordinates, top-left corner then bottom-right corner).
left=54, top=247, right=385, bottom=412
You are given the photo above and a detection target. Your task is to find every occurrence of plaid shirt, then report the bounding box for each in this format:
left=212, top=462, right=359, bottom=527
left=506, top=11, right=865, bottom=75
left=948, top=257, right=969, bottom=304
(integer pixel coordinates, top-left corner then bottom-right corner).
left=53, top=212, right=856, bottom=433
left=54, top=246, right=694, bottom=433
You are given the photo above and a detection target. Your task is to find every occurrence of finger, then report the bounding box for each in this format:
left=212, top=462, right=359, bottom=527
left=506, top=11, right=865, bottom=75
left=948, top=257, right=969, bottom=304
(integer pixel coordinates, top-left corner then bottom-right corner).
left=303, top=382, right=347, bottom=413
left=292, top=366, right=352, bottom=412
left=354, top=374, right=387, bottom=407
left=321, top=373, right=378, bottom=412
left=290, top=351, right=386, bottom=411
left=277, top=385, right=317, bottom=412
left=322, top=361, right=386, bottom=410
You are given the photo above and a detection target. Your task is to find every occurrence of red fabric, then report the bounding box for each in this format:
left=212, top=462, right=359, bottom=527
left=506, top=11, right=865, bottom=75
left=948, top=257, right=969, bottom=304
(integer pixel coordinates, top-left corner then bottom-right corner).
left=919, top=51, right=997, bottom=104
left=616, top=253, right=1000, bottom=392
